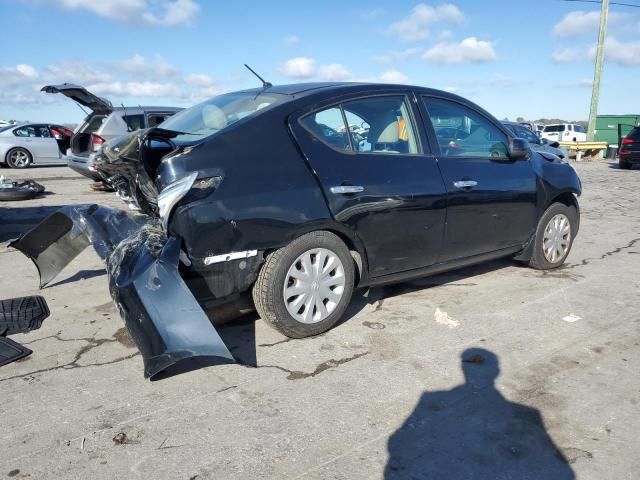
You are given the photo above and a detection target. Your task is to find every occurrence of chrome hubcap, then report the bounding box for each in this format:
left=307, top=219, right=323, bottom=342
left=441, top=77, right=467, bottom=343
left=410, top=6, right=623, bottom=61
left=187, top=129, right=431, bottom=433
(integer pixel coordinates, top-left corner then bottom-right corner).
left=10, top=151, right=28, bottom=167
left=542, top=214, right=571, bottom=263
left=283, top=248, right=345, bottom=324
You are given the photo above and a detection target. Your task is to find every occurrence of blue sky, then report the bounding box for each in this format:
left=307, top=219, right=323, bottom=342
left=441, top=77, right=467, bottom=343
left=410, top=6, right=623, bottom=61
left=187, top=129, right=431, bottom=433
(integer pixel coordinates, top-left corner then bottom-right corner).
left=2, top=0, right=639, bottom=124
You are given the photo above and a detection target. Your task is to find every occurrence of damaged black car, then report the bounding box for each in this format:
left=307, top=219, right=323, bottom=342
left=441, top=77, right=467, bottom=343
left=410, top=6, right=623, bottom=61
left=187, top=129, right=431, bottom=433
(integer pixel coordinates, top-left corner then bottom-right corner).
left=11, top=82, right=581, bottom=378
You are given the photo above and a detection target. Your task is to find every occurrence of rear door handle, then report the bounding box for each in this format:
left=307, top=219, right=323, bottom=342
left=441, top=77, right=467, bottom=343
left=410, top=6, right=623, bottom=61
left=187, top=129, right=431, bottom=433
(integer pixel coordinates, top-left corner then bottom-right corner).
left=453, top=180, right=478, bottom=189
left=330, top=185, right=365, bottom=194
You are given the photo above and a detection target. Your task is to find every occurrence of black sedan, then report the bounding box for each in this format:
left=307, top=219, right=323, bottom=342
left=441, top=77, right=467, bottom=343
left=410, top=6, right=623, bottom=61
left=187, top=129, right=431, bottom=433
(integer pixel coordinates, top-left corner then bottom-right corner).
left=13, top=82, right=581, bottom=378
left=619, top=126, right=640, bottom=169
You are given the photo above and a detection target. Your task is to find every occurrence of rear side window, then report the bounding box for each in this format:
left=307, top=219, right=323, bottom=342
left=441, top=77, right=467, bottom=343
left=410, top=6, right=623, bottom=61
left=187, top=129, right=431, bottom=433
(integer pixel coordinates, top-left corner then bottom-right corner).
left=628, top=127, right=640, bottom=139
left=14, top=126, right=39, bottom=137
left=422, top=97, right=508, bottom=158
left=544, top=125, right=564, bottom=132
left=301, top=107, right=351, bottom=151
left=301, top=95, right=419, bottom=155
left=123, top=114, right=145, bottom=131
left=147, top=113, right=173, bottom=128
left=80, top=114, right=107, bottom=134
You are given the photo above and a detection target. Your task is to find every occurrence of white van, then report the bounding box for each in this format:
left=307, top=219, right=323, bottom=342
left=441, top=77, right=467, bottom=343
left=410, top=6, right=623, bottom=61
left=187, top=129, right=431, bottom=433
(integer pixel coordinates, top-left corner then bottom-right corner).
left=541, top=124, right=587, bottom=142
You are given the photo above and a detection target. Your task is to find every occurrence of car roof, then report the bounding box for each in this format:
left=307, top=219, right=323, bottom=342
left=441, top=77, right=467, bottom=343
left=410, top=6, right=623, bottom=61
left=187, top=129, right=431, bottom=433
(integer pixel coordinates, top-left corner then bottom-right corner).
left=235, top=82, right=469, bottom=100
left=111, top=106, right=183, bottom=113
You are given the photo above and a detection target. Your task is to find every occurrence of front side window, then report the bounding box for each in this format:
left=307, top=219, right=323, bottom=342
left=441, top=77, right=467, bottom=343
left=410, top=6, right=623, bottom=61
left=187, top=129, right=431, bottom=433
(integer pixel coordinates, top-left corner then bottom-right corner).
left=423, top=97, right=508, bottom=158
left=574, top=125, right=585, bottom=133
left=300, top=95, right=419, bottom=155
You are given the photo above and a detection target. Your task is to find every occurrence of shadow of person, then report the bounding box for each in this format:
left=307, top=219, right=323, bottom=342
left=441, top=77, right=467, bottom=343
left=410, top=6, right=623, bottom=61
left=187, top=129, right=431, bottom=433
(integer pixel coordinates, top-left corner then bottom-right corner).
left=385, top=348, right=574, bottom=479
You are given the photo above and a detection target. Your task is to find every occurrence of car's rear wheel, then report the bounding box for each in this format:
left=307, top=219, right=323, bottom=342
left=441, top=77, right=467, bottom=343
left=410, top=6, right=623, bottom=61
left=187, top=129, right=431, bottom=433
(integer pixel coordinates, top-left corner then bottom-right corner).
left=6, top=148, right=32, bottom=169
left=528, top=202, right=577, bottom=270
left=619, top=158, right=632, bottom=170
left=253, top=231, right=355, bottom=338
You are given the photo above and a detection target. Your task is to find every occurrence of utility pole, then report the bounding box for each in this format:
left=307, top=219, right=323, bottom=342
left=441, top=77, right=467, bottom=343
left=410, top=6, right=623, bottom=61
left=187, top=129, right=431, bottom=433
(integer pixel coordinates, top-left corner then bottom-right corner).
left=587, top=0, right=609, bottom=141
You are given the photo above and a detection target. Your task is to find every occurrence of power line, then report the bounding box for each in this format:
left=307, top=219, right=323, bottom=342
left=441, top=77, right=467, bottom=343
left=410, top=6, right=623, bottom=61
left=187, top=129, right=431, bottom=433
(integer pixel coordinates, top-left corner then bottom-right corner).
left=562, top=0, right=640, bottom=7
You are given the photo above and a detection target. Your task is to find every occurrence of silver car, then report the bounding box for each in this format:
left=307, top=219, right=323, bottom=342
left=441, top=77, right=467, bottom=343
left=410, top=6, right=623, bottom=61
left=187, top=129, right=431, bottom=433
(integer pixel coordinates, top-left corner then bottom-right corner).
left=0, top=123, right=72, bottom=168
left=42, top=84, right=182, bottom=180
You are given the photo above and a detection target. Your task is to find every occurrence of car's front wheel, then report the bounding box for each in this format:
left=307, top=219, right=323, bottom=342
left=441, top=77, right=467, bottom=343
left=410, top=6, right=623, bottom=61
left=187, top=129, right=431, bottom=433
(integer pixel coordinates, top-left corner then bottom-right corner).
left=253, top=231, right=355, bottom=338
left=528, top=202, right=578, bottom=270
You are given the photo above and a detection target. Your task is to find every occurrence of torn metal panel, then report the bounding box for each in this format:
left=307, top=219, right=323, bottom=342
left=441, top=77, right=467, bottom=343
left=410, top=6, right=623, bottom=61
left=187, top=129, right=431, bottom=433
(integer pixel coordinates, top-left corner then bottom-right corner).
left=108, top=235, right=234, bottom=379
left=10, top=204, right=235, bottom=379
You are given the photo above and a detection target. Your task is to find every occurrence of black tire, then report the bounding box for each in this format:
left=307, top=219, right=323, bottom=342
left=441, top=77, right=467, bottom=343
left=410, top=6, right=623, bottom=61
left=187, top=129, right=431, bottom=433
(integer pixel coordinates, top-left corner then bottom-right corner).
left=6, top=148, right=32, bottom=169
left=0, top=188, right=36, bottom=201
left=528, top=202, right=578, bottom=270
left=619, top=158, right=632, bottom=170
left=252, top=231, right=355, bottom=338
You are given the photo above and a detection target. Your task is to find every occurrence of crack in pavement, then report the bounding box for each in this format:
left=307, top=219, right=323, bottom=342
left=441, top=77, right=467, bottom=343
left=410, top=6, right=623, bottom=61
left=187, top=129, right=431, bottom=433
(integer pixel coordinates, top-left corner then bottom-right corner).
left=563, top=237, right=640, bottom=271
left=0, top=334, right=140, bottom=383
left=247, top=351, right=370, bottom=380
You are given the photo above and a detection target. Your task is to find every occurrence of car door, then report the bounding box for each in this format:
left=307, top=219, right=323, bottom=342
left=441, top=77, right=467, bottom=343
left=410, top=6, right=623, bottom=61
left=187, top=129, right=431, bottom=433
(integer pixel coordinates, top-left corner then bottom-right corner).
left=13, top=125, right=58, bottom=163
left=291, top=92, right=447, bottom=277
left=419, top=95, right=537, bottom=262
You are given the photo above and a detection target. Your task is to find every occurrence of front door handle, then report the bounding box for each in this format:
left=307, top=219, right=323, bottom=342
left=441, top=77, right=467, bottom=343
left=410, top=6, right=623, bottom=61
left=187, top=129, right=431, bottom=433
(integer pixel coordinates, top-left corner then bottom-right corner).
left=330, top=185, right=365, bottom=194
left=453, top=180, right=478, bottom=189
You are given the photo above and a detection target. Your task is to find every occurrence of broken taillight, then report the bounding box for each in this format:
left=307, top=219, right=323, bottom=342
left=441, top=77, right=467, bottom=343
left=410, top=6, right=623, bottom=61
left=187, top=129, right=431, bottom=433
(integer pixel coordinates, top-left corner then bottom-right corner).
left=91, top=134, right=105, bottom=152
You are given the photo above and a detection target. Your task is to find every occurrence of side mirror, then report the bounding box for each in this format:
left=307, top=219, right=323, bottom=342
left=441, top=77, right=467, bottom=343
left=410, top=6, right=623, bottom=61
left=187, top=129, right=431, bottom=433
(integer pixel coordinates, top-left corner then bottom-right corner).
left=509, top=138, right=530, bottom=160
left=541, top=137, right=548, bottom=144
left=549, top=140, right=560, bottom=148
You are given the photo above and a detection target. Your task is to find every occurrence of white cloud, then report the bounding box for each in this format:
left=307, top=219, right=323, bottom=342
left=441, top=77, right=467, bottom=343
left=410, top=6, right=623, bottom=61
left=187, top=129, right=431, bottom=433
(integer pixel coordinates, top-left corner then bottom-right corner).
left=578, top=78, right=593, bottom=87
left=279, top=57, right=316, bottom=78
left=372, top=47, right=421, bottom=64
left=423, top=37, right=496, bottom=64
left=592, top=36, right=640, bottom=66
left=114, top=54, right=178, bottom=77
left=44, top=60, right=113, bottom=85
left=184, top=73, right=216, bottom=88
left=444, top=86, right=460, bottom=93
left=553, top=48, right=582, bottom=63
left=379, top=69, right=409, bottom=84
left=57, top=0, right=199, bottom=26
left=86, top=81, right=181, bottom=97
left=388, top=3, right=464, bottom=42
left=554, top=10, right=627, bottom=37
left=283, top=34, right=300, bottom=46
left=0, top=64, right=38, bottom=88
left=318, top=63, right=351, bottom=81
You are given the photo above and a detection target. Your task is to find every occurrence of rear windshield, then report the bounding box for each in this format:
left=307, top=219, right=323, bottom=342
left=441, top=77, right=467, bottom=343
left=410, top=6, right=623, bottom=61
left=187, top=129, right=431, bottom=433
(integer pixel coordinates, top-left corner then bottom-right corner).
left=628, top=127, right=640, bottom=139
left=80, top=114, right=107, bottom=134
left=159, top=92, right=285, bottom=144
left=544, top=125, right=565, bottom=132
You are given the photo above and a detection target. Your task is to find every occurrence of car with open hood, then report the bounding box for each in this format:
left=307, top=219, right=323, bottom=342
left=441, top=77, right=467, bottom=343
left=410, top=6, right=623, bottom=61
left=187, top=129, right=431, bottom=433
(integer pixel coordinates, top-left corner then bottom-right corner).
left=41, top=83, right=181, bottom=179
left=12, top=82, right=581, bottom=378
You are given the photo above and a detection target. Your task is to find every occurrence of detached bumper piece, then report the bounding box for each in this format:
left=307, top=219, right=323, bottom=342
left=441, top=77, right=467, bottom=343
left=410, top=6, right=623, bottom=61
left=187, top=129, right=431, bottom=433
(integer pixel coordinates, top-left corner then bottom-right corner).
left=10, top=204, right=235, bottom=379
left=0, top=337, right=32, bottom=367
left=0, top=295, right=50, bottom=367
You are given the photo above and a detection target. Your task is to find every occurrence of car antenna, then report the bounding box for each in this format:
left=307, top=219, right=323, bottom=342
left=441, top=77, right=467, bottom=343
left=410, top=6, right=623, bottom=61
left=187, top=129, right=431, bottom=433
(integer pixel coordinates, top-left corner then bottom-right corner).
left=121, top=103, right=132, bottom=132
left=244, top=64, right=272, bottom=89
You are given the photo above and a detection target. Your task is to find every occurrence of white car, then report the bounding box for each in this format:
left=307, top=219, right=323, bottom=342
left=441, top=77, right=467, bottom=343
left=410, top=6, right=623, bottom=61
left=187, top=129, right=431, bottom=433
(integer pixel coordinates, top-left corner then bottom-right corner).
left=541, top=124, right=587, bottom=143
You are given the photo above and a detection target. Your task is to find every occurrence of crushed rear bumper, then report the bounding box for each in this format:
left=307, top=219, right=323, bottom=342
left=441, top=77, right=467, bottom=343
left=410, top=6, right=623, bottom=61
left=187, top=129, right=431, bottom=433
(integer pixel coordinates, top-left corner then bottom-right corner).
left=9, top=204, right=235, bottom=379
